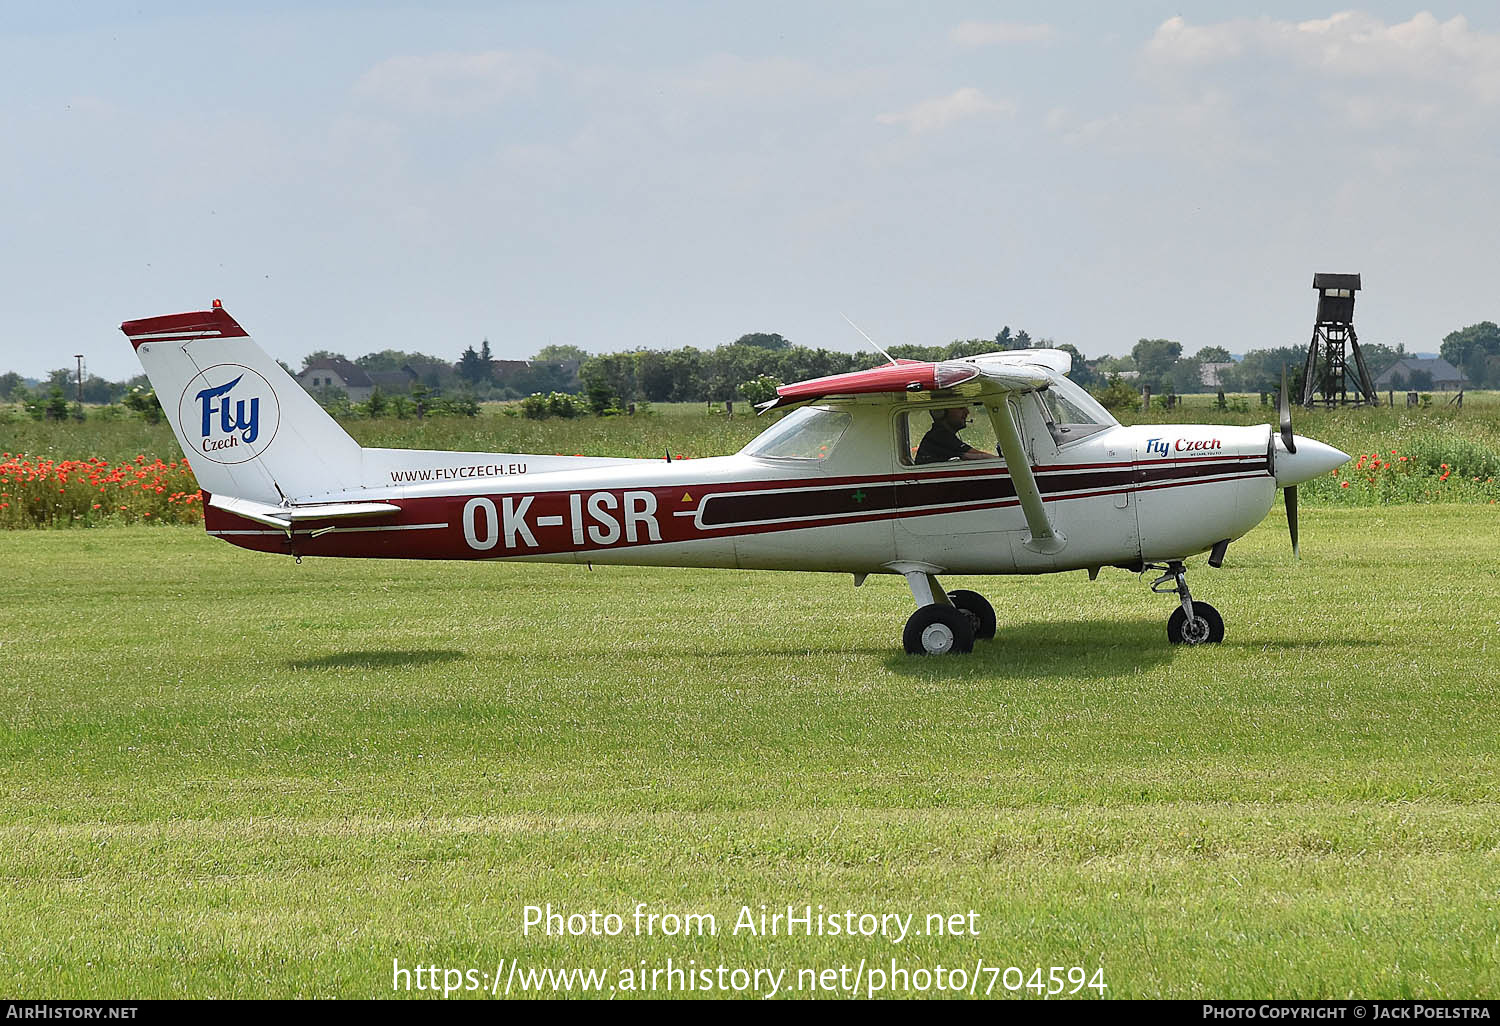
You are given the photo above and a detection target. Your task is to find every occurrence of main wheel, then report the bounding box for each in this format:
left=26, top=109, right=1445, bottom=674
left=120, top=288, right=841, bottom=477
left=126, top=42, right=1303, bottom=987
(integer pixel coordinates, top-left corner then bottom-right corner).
left=1167, top=602, right=1225, bottom=645
left=947, top=590, right=997, bottom=640
left=903, top=605, right=976, bottom=656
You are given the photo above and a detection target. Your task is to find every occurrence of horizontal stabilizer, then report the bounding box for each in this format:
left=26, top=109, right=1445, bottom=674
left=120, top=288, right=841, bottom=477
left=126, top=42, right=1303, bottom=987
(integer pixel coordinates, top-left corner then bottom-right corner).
left=210, top=494, right=401, bottom=535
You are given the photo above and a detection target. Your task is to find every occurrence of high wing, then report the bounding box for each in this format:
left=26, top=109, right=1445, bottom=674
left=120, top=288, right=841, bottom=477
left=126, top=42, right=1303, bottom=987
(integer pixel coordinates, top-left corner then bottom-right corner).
left=759, top=350, right=1073, bottom=554
left=757, top=350, right=1064, bottom=413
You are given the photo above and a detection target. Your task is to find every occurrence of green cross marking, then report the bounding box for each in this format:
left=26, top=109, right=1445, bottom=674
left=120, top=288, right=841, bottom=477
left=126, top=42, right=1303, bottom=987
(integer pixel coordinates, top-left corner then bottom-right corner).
left=851, top=489, right=867, bottom=503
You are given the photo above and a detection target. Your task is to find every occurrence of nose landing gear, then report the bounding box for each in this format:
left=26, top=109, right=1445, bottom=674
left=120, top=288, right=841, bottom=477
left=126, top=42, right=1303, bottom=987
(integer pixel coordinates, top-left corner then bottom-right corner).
left=1149, top=561, right=1224, bottom=645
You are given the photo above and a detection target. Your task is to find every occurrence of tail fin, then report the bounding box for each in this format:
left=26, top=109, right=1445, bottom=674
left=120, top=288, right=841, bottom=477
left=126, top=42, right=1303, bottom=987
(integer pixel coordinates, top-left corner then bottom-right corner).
left=121, top=301, right=364, bottom=504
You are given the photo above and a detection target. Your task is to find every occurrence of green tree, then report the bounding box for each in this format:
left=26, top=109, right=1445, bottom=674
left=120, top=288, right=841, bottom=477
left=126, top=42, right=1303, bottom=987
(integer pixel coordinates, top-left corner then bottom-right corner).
left=457, top=345, right=489, bottom=385
left=1220, top=347, right=1306, bottom=394
left=732, top=332, right=790, bottom=351
left=363, top=387, right=388, bottom=418
left=1439, top=322, right=1500, bottom=388
left=581, top=352, right=639, bottom=404
left=1131, top=338, right=1183, bottom=390
left=705, top=345, right=774, bottom=401
left=1170, top=356, right=1205, bottom=394
left=43, top=384, right=70, bottom=421
left=943, top=338, right=997, bottom=359
left=1195, top=346, right=1232, bottom=363
left=584, top=377, right=619, bottom=415
left=531, top=344, right=590, bottom=362
left=1055, top=344, right=1097, bottom=387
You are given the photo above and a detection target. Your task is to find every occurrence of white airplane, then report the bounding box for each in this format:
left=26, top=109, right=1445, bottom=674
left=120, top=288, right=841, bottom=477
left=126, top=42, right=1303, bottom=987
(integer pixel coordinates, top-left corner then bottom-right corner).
left=123, top=302, right=1349, bottom=655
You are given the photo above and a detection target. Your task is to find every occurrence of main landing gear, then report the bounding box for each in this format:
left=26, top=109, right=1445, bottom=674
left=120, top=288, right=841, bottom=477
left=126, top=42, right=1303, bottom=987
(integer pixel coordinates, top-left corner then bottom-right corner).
left=1149, top=561, right=1224, bottom=646
left=898, top=567, right=996, bottom=656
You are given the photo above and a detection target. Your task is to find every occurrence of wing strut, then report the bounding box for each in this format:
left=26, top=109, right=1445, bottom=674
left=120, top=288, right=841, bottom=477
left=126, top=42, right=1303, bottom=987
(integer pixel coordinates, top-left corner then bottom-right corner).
left=992, top=402, right=1066, bottom=554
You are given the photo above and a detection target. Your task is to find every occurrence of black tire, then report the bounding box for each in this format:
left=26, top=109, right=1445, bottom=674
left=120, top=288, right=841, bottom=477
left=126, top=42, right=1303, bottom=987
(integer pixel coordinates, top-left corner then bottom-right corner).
left=1167, top=601, right=1225, bottom=645
left=903, top=605, right=976, bottom=656
left=947, top=590, right=997, bottom=640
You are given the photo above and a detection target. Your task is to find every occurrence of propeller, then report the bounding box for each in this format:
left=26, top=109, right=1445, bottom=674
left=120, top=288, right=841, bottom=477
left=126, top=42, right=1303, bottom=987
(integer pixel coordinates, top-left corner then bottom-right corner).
left=1280, top=366, right=1299, bottom=559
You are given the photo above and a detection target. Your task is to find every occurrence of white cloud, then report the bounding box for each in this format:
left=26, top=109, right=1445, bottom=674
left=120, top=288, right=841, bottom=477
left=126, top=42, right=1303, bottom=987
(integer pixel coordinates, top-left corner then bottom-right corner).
left=1146, top=12, right=1500, bottom=105
left=950, top=21, right=1054, bottom=47
left=876, top=87, right=1017, bottom=134
left=355, top=50, right=554, bottom=115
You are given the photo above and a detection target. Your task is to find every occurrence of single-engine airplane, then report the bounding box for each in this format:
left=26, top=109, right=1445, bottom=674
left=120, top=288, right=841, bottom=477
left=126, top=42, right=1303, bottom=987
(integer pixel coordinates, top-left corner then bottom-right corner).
left=123, top=302, right=1349, bottom=655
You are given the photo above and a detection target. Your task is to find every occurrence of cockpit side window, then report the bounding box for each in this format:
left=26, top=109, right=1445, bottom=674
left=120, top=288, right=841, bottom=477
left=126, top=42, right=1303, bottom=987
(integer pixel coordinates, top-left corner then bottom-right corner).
left=898, top=403, right=1003, bottom=467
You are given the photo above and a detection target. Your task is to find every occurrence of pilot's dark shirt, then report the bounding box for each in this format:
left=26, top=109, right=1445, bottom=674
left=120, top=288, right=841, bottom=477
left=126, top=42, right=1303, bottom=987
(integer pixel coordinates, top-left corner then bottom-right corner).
left=915, top=423, right=973, bottom=464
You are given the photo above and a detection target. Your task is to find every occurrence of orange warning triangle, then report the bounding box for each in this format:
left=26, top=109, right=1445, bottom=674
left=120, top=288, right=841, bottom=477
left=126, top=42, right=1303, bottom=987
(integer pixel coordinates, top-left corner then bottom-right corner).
left=681, top=492, right=693, bottom=502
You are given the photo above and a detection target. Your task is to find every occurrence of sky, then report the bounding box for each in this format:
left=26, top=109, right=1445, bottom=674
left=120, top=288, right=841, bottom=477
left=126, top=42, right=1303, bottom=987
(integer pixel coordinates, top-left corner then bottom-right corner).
left=4, top=1, right=1498, bottom=380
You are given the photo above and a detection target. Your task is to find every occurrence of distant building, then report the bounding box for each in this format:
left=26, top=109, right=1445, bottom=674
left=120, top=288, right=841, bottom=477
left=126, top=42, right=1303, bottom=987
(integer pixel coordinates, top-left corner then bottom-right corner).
left=491, top=360, right=531, bottom=383
left=298, top=358, right=418, bottom=402
left=1373, top=357, right=1468, bottom=392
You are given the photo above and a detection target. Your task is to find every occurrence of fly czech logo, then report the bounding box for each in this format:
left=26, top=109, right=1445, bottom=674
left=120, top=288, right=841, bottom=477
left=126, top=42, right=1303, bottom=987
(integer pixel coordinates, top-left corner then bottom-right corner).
left=177, top=365, right=281, bottom=465
left=1146, top=437, right=1223, bottom=458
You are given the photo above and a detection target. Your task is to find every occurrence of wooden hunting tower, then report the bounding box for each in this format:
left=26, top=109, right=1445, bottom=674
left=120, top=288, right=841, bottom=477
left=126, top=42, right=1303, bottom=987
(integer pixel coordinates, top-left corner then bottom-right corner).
left=1299, top=272, right=1378, bottom=407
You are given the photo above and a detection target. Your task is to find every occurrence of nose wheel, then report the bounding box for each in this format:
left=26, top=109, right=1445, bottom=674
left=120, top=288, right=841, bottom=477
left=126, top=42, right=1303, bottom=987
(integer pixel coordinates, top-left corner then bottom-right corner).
left=1150, top=561, right=1225, bottom=645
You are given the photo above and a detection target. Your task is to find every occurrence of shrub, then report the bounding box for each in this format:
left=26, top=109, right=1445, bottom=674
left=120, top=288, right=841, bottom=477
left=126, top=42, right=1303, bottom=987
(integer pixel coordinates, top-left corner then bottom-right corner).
left=738, top=375, right=781, bottom=407
left=1092, top=375, right=1142, bottom=413
left=520, top=392, right=586, bottom=420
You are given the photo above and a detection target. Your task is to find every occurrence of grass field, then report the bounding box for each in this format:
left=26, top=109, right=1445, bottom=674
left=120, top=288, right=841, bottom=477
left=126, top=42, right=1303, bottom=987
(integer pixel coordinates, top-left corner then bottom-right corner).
left=2, top=507, right=1498, bottom=998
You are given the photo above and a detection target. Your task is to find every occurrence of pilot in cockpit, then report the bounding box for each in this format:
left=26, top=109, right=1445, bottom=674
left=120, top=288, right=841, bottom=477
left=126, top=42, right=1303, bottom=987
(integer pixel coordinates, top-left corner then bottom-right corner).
left=915, top=406, right=995, bottom=464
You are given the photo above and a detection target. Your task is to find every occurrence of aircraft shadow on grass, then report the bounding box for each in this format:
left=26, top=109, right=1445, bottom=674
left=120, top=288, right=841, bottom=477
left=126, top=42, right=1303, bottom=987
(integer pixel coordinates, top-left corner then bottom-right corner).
left=882, top=617, right=1173, bottom=678
left=286, top=649, right=466, bottom=671
left=880, top=616, right=1386, bottom=677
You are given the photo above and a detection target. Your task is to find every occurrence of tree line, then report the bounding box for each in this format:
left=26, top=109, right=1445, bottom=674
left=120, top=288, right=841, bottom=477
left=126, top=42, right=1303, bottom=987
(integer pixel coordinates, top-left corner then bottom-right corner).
left=4, top=320, right=1498, bottom=422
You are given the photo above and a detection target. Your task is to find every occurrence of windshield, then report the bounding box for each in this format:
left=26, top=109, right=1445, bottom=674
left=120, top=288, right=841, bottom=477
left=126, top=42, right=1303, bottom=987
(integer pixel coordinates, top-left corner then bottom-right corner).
left=741, top=406, right=852, bottom=460
left=1035, top=376, right=1116, bottom=444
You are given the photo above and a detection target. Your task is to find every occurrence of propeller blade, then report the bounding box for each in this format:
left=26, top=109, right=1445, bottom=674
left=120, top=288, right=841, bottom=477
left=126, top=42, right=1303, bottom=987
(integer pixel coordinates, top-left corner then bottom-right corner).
left=1280, top=366, right=1297, bottom=454
left=1285, top=484, right=1299, bottom=559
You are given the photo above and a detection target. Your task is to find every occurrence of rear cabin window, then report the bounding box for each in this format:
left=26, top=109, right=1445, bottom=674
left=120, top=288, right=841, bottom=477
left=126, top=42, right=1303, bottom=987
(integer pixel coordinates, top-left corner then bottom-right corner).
left=742, top=406, right=852, bottom=461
